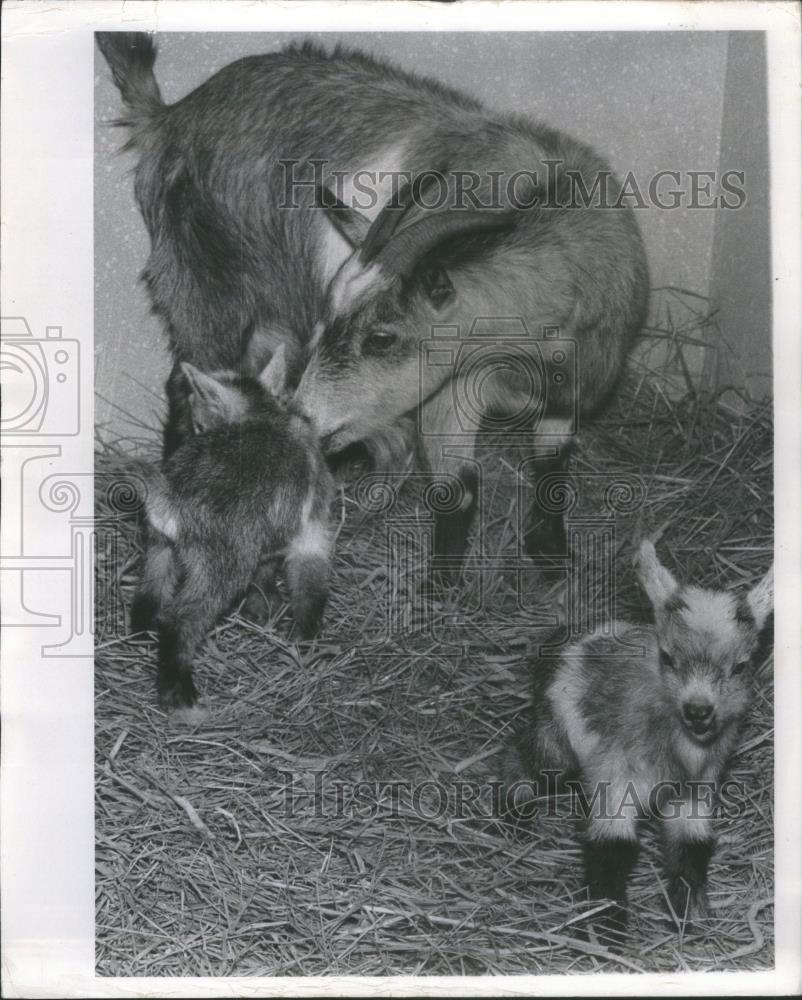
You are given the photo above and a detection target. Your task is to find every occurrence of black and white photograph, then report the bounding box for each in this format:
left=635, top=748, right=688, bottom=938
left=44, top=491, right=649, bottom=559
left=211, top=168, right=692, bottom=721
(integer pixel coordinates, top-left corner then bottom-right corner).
left=2, top=1, right=801, bottom=996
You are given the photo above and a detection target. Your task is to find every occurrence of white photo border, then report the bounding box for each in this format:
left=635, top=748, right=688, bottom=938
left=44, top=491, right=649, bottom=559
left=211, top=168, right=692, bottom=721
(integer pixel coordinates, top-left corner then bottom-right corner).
left=1, top=1, right=799, bottom=996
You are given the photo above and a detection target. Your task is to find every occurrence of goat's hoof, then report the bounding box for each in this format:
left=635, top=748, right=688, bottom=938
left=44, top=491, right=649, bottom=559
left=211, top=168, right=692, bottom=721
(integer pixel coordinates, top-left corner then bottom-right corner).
left=240, top=589, right=279, bottom=627
left=170, top=702, right=208, bottom=725
left=158, top=677, right=198, bottom=712
left=666, top=886, right=711, bottom=932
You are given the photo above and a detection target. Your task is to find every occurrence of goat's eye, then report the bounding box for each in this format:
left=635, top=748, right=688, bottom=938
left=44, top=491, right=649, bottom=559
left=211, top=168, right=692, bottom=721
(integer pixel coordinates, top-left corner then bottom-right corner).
left=732, top=658, right=750, bottom=675
left=362, top=331, right=398, bottom=356
left=659, top=648, right=675, bottom=670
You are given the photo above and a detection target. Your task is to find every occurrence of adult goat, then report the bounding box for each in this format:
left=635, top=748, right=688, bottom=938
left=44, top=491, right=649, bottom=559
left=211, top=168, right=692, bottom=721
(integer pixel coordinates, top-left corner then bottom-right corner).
left=97, top=32, right=649, bottom=579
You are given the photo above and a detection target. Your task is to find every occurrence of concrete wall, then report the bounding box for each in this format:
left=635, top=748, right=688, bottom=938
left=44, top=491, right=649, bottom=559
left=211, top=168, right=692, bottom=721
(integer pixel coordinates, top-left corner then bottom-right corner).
left=708, top=32, right=771, bottom=398
left=96, top=30, right=766, bottom=434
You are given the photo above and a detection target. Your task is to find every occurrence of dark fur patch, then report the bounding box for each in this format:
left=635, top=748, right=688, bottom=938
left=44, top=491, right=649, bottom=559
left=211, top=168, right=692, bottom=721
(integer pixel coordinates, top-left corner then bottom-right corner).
left=734, top=594, right=756, bottom=629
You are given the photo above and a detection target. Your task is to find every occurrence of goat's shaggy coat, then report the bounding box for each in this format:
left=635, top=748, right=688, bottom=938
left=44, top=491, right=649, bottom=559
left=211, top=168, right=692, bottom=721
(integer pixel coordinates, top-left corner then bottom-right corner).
left=133, top=349, right=334, bottom=710
left=97, top=32, right=649, bottom=575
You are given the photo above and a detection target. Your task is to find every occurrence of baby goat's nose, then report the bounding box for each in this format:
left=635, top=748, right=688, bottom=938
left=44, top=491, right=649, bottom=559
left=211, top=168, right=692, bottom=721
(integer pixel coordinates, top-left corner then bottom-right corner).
left=683, top=700, right=714, bottom=724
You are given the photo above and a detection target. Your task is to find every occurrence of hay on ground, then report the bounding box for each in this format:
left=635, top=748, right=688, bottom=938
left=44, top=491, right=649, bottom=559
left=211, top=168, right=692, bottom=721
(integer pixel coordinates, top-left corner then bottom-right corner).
left=95, top=302, right=774, bottom=977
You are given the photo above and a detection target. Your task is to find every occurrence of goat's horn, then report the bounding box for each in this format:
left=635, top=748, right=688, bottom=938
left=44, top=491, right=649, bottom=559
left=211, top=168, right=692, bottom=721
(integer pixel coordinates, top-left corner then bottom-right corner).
left=374, top=210, right=516, bottom=277
left=318, top=185, right=372, bottom=248
left=359, top=169, right=446, bottom=264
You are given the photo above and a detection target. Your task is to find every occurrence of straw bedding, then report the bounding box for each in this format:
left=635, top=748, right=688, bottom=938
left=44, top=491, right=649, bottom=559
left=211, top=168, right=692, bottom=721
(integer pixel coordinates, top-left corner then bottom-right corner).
left=95, top=298, right=774, bottom=976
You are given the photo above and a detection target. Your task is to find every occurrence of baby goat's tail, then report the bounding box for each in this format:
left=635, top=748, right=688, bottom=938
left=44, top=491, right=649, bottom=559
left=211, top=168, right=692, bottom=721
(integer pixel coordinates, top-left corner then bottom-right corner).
left=96, top=32, right=165, bottom=142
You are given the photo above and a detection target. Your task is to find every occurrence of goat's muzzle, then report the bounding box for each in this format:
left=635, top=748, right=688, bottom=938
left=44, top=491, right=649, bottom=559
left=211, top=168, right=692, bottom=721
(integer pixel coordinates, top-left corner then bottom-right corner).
left=681, top=699, right=718, bottom=743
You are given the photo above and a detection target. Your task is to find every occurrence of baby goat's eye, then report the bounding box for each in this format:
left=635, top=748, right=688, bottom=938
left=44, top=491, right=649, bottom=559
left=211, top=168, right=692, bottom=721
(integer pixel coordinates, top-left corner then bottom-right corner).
left=362, top=331, right=399, bottom=356
left=732, top=658, right=751, bottom=676
left=659, top=648, right=675, bottom=670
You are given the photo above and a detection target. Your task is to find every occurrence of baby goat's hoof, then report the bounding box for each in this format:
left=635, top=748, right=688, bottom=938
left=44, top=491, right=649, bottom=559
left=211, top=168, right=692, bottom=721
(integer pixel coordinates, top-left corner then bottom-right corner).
left=666, top=884, right=711, bottom=932
left=240, top=587, right=281, bottom=627
left=158, top=675, right=198, bottom=712
left=170, top=702, right=208, bottom=726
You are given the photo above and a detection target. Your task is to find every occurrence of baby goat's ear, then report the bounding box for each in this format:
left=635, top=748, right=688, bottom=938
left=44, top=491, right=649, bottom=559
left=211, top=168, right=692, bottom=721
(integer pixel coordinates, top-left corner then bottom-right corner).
left=746, top=564, right=773, bottom=631
left=180, top=363, right=241, bottom=434
left=634, top=539, right=679, bottom=610
left=258, top=343, right=288, bottom=396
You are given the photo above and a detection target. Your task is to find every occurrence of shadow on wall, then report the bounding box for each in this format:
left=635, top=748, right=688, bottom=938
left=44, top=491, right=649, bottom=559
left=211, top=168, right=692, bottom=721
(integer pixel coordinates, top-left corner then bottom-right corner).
left=94, top=30, right=771, bottom=436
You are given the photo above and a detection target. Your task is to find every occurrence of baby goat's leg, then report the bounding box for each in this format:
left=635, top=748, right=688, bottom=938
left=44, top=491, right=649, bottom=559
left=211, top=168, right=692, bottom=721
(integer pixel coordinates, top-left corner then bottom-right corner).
left=582, top=816, right=640, bottom=947
left=131, top=532, right=176, bottom=634
left=156, top=551, right=232, bottom=710
left=285, top=517, right=332, bottom=639
left=661, top=808, right=715, bottom=926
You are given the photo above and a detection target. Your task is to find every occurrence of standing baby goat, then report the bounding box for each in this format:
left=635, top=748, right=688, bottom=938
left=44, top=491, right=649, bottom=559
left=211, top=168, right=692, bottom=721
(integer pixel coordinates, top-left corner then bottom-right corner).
left=504, top=540, right=773, bottom=944
left=132, top=347, right=334, bottom=711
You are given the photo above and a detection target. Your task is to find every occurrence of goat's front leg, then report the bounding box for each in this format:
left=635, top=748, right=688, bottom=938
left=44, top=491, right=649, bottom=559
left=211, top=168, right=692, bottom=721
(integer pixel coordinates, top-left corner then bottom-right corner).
left=419, top=381, right=479, bottom=587
left=523, top=418, right=575, bottom=557
left=582, top=816, right=641, bottom=950
left=660, top=806, right=715, bottom=928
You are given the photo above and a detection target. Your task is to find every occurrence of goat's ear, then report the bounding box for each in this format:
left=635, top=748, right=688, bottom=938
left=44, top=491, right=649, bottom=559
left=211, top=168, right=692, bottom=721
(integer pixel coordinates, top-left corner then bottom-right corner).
left=417, top=264, right=455, bottom=310
left=319, top=185, right=371, bottom=249
left=634, top=539, right=679, bottom=611
left=746, top=564, right=773, bottom=631
left=180, top=363, right=240, bottom=434
left=258, top=343, right=288, bottom=396
left=245, top=325, right=294, bottom=377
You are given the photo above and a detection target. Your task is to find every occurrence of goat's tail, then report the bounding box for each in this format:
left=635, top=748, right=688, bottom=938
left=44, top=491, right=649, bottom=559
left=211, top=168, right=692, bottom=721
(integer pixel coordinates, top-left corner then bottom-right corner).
left=96, top=32, right=164, bottom=137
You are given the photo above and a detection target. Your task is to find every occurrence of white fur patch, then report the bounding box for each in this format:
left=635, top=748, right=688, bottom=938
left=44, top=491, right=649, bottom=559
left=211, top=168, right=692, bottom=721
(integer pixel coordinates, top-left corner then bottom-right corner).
left=147, top=494, right=178, bottom=541
left=329, top=258, right=389, bottom=317
left=316, top=142, right=409, bottom=288
left=532, top=416, right=574, bottom=447
left=288, top=490, right=331, bottom=562
left=310, top=320, right=325, bottom=351
left=674, top=730, right=713, bottom=780
left=662, top=797, right=713, bottom=842
left=747, top=564, right=773, bottom=629
left=680, top=587, right=741, bottom=657
left=547, top=648, right=601, bottom=765
left=289, top=519, right=330, bottom=561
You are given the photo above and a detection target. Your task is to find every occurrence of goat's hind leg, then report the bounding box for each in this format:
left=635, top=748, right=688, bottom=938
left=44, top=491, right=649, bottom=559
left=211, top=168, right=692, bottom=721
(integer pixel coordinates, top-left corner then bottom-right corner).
left=156, top=550, right=232, bottom=711
left=131, top=532, right=176, bottom=634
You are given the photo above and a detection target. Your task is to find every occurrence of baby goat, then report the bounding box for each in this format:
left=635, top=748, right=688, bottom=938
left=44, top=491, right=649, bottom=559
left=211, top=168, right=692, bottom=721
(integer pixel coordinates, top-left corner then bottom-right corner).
left=132, top=347, right=334, bottom=711
left=504, top=540, right=773, bottom=944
